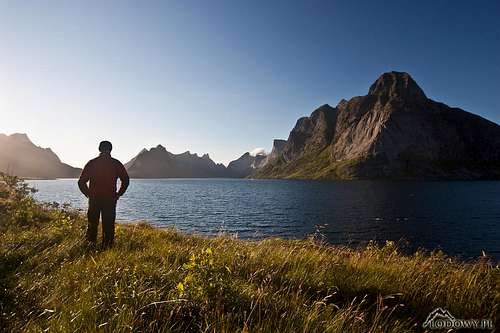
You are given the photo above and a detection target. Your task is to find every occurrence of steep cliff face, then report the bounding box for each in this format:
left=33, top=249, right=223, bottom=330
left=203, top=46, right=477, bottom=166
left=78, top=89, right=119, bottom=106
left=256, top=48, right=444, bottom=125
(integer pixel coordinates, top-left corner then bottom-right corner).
left=227, top=152, right=267, bottom=178
left=281, top=104, right=337, bottom=162
left=125, top=145, right=228, bottom=178
left=270, top=139, right=286, bottom=157
left=259, top=139, right=286, bottom=168
left=256, top=71, right=500, bottom=180
left=0, top=133, right=81, bottom=179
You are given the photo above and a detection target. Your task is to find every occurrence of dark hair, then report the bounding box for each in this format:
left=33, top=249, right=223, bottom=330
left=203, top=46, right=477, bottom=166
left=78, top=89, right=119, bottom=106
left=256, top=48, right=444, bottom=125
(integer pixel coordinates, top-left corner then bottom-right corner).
left=99, top=141, right=113, bottom=153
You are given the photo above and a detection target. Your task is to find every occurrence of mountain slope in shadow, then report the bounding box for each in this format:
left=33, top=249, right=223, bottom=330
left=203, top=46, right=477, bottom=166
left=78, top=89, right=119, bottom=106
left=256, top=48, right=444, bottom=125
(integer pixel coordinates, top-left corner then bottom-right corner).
left=125, top=145, right=229, bottom=178
left=0, top=133, right=81, bottom=179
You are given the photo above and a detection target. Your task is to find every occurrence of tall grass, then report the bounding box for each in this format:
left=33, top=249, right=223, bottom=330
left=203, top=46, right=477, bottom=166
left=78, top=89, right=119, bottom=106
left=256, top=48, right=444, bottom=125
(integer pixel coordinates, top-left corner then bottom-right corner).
left=0, top=173, right=498, bottom=332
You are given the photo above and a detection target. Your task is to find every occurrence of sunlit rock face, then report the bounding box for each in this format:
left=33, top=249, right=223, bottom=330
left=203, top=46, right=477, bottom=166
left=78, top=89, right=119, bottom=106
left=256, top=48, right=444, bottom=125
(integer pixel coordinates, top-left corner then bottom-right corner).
left=256, top=71, right=500, bottom=180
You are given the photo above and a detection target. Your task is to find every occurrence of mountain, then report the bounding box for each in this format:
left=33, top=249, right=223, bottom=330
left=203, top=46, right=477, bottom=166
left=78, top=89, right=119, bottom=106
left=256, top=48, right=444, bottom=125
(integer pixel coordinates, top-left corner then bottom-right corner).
left=255, top=71, right=500, bottom=180
left=125, top=145, right=229, bottom=178
left=267, top=139, right=287, bottom=161
left=0, top=133, right=81, bottom=179
left=226, top=140, right=288, bottom=177
left=226, top=152, right=268, bottom=178
left=257, top=139, right=286, bottom=167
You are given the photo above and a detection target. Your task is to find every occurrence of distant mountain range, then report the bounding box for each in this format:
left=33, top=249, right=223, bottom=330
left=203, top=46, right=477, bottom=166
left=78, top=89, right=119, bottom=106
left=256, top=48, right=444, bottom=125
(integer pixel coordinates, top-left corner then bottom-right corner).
left=125, top=143, right=278, bottom=178
left=0, top=134, right=266, bottom=179
left=0, top=133, right=81, bottom=179
left=255, top=72, right=500, bottom=180
left=125, top=145, right=228, bottom=178
left=3, top=71, right=499, bottom=180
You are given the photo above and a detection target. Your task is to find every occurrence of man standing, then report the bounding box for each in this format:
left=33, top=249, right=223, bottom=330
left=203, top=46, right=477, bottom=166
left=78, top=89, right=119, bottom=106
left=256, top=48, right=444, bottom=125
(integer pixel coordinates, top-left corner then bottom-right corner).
left=78, top=141, right=129, bottom=248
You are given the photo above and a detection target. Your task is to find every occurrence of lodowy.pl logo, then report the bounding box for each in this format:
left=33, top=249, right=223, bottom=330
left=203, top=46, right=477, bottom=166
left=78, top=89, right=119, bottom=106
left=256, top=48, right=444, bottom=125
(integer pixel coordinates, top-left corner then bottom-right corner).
left=423, top=308, right=494, bottom=330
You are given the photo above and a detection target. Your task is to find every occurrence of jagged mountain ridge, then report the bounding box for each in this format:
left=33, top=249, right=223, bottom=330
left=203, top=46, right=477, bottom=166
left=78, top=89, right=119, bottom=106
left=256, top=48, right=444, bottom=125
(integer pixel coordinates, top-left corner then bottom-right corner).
left=5, top=71, right=498, bottom=180
left=0, top=133, right=81, bottom=179
left=0, top=132, right=273, bottom=179
left=255, top=71, right=500, bottom=180
left=125, top=145, right=230, bottom=178
left=126, top=144, right=281, bottom=178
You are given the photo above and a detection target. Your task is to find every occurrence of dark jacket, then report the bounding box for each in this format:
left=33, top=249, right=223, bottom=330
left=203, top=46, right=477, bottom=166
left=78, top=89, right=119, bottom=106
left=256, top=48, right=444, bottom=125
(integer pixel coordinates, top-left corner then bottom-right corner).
left=78, top=153, right=129, bottom=198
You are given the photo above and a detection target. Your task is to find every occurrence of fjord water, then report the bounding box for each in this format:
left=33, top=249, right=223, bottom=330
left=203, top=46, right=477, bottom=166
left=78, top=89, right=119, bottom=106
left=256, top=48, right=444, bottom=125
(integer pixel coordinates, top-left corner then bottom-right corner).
left=29, top=179, right=500, bottom=261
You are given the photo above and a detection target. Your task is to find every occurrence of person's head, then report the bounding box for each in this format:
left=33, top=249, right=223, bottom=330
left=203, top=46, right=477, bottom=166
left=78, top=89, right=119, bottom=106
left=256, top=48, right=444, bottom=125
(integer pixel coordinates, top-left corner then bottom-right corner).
left=99, top=141, right=113, bottom=154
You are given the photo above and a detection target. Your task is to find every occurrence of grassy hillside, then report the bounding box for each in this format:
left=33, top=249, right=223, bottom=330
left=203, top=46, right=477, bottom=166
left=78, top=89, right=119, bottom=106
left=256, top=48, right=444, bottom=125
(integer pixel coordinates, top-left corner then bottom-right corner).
left=1, top=173, right=498, bottom=332
left=255, top=149, right=361, bottom=180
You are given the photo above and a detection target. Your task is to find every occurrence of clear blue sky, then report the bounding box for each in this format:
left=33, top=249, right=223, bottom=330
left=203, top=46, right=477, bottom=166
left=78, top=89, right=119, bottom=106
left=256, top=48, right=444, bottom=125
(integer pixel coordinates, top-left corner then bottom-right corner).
left=1, top=0, right=499, bottom=167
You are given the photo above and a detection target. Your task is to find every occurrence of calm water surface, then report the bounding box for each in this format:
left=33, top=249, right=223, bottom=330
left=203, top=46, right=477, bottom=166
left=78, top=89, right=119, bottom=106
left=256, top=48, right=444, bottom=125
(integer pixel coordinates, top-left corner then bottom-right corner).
left=28, top=179, right=500, bottom=261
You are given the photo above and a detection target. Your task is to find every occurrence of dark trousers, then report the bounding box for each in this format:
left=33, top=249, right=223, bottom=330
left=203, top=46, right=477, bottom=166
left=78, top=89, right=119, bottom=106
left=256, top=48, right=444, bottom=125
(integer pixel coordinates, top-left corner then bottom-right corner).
left=86, top=197, right=117, bottom=247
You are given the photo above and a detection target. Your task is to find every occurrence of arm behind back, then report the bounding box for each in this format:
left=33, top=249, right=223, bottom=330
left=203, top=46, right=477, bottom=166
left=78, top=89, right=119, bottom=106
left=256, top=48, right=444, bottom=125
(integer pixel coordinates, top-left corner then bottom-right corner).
left=78, top=161, right=92, bottom=197
left=117, top=161, right=130, bottom=197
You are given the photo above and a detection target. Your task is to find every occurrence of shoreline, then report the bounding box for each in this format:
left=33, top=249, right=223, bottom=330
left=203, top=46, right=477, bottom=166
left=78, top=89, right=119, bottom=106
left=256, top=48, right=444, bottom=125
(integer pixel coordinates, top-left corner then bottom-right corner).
left=2, top=218, right=498, bottom=332
left=23, top=176, right=500, bottom=182
left=1, top=173, right=497, bottom=332
left=116, top=220, right=499, bottom=264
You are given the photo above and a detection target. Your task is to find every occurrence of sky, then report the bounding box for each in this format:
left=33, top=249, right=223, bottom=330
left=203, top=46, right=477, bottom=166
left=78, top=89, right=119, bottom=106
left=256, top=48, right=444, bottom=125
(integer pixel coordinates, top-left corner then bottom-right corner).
left=1, top=0, right=499, bottom=167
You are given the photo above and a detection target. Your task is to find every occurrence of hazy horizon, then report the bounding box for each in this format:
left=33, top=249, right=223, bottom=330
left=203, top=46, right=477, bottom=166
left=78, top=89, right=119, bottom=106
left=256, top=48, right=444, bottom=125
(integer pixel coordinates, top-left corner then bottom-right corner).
left=2, top=1, right=499, bottom=167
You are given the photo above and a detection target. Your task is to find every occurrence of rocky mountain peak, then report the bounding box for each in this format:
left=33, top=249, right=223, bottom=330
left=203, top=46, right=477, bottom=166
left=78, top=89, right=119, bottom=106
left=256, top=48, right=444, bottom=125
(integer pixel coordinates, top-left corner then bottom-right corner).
left=368, top=71, right=426, bottom=102
left=155, top=144, right=166, bottom=151
left=256, top=71, right=500, bottom=180
left=125, top=146, right=227, bottom=178
left=316, top=103, right=333, bottom=111
left=226, top=151, right=267, bottom=177
left=272, top=139, right=286, bottom=153
left=10, top=133, right=32, bottom=143
left=0, top=133, right=81, bottom=178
